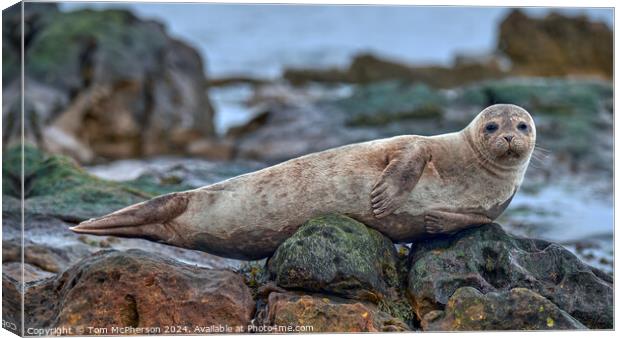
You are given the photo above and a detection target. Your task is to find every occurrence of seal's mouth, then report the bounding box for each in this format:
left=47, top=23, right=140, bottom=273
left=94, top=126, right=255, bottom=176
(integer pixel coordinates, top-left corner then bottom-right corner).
left=500, top=148, right=521, bottom=159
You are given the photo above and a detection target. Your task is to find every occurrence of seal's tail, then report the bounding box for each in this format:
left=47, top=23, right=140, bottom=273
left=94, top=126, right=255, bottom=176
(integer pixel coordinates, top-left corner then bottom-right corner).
left=69, top=193, right=189, bottom=240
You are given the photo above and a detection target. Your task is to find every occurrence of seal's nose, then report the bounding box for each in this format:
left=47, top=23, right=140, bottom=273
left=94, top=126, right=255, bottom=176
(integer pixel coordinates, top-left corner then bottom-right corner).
left=504, top=135, right=514, bottom=143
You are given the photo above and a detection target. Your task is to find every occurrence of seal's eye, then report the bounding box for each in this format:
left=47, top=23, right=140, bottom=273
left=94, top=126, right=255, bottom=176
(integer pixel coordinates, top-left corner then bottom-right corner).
left=517, top=122, right=528, bottom=131
left=485, top=123, right=498, bottom=133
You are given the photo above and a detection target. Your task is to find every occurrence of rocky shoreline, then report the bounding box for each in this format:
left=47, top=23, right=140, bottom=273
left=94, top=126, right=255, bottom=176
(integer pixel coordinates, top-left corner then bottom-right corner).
left=2, top=3, right=613, bottom=334
left=1, top=147, right=614, bottom=333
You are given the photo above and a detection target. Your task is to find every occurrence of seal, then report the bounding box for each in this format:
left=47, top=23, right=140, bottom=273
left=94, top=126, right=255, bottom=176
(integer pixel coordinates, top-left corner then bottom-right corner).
left=71, top=104, right=536, bottom=260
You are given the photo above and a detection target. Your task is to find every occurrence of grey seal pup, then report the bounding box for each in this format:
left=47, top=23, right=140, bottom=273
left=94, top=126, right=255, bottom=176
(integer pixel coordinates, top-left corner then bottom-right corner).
left=71, top=104, right=536, bottom=259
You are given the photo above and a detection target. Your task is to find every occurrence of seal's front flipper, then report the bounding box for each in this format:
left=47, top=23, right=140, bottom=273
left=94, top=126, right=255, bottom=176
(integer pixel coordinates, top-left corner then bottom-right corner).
left=70, top=193, right=189, bottom=241
left=371, top=144, right=429, bottom=218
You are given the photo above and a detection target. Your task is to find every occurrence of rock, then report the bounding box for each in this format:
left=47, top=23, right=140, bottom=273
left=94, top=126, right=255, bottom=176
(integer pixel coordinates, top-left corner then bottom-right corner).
left=3, top=145, right=148, bottom=221
left=421, top=287, right=586, bottom=331
left=3, top=239, right=76, bottom=274
left=117, top=158, right=265, bottom=193
left=24, top=249, right=255, bottom=332
left=2, top=146, right=250, bottom=285
left=3, top=145, right=214, bottom=221
left=208, top=76, right=268, bottom=87
left=284, top=10, right=612, bottom=86
left=347, top=54, right=506, bottom=88
left=232, top=104, right=376, bottom=162
left=2, top=274, right=22, bottom=335
left=498, top=10, right=612, bottom=78
left=3, top=262, right=55, bottom=282
left=1, top=210, right=242, bottom=280
left=259, top=292, right=409, bottom=332
left=335, top=81, right=444, bottom=126
left=42, top=126, right=94, bottom=163
left=2, top=79, right=70, bottom=153
left=225, top=111, right=271, bottom=139
left=283, top=53, right=506, bottom=88
left=407, top=223, right=613, bottom=329
left=268, top=214, right=399, bottom=302
left=2, top=2, right=59, bottom=83
left=236, top=77, right=610, bottom=171
left=187, top=138, right=235, bottom=161
left=2, top=4, right=216, bottom=161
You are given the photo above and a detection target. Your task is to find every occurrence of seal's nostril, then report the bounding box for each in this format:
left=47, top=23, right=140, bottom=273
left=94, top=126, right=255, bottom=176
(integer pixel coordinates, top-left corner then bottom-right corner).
left=504, top=135, right=514, bottom=142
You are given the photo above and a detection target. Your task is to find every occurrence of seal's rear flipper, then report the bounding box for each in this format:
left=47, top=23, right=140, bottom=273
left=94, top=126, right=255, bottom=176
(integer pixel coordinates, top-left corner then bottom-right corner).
left=70, top=193, right=189, bottom=239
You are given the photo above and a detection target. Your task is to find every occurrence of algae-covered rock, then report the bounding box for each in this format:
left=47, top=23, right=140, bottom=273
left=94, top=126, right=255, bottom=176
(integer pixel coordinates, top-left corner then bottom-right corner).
left=2, top=145, right=188, bottom=221
left=422, top=287, right=586, bottom=331
left=259, top=292, right=410, bottom=332
left=457, top=79, right=612, bottom=116
left=267, top=214, right=399, bottom=302
left=407, top=224, right=613, bottom=329
left=24, top=249, right=255, bottom=332
left=337, top=81, right=444, bottom=126
left=4, top=145, right=143, bottom=220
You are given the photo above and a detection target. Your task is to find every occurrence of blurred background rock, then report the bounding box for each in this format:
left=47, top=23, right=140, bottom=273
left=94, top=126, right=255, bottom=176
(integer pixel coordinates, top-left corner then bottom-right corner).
left=1, top=1, right=613, bottom=316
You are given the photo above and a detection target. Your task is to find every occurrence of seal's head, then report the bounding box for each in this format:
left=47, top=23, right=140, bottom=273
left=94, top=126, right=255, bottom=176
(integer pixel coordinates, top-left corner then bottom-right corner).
left=466, top=104, right=536, bottom=167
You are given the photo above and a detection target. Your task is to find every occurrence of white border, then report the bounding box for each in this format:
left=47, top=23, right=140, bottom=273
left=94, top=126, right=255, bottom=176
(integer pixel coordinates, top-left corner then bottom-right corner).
left=0, top=1, right=616, bottom=338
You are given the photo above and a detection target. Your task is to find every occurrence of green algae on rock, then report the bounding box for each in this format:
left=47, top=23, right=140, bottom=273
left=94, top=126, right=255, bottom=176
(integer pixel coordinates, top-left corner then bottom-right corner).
left=25, top=9, right=168, bottom=89
left=421, top=287, right=586, bottom=330
left=2, top=145, right=189, bottom=221
left=407, top=223, right=613, bottom=329
left=267, top=214, right=400, bottom=302
left=336, top=81, right=444, bottom=126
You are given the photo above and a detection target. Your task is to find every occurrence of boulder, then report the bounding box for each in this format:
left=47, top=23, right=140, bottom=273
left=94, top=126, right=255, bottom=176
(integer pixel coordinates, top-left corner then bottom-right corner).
left=498, top=10, right=612, bottom=78
left=2, top=4, right=216, bottom=161
left=421, top=287, right=586, bottom=330
left=267, top=214, right=399, bottom=302
left=259, top=292, right=409, bottom=332
left=407, top=223, right=613, bottom=329
left=24, top=249, right=255, bottom=332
